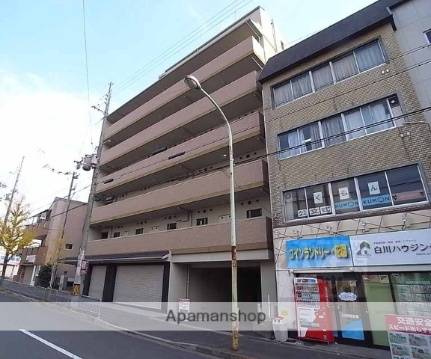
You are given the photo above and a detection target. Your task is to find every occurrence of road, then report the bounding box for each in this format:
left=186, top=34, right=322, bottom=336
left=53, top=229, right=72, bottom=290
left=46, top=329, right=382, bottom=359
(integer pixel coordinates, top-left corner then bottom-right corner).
left=0, top=290, right=214, bottom=359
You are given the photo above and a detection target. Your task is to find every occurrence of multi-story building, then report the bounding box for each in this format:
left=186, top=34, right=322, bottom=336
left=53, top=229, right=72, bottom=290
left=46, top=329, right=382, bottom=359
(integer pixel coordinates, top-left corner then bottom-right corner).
left=259, top=0, right=431, bottom=348
left=18, top=197, right=87, bottom=288
left=0, top=250, right=20, bottom=279
left=82, top=7, right=283, bottom=313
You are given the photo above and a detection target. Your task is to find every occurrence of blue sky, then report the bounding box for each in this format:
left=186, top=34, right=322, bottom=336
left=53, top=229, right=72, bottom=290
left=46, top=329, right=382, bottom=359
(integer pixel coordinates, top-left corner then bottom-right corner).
left=0, top=0, right=376, bottom=214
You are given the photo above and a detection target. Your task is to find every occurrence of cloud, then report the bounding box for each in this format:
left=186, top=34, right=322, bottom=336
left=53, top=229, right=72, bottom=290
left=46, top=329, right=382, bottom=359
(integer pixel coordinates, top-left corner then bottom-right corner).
left=0, top=71, right=97, bottom=216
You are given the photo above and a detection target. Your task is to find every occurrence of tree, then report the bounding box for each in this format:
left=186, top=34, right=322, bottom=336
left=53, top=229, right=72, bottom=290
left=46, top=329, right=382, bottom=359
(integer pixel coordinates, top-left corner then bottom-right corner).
left=36, top=264, right=52, bottom=288
left=0, top=201, right=34, bottom=279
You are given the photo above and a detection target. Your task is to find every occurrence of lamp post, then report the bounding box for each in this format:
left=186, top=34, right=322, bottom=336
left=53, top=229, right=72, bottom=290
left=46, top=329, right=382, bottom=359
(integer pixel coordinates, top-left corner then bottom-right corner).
left=184, top=75, right=239, bottom=351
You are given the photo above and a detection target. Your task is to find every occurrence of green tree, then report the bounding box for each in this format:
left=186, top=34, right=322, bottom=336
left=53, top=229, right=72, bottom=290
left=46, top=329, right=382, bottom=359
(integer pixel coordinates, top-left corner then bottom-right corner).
left=0, top=201, right=34, bottom=279
left=36, top=264, right=52, bottom=288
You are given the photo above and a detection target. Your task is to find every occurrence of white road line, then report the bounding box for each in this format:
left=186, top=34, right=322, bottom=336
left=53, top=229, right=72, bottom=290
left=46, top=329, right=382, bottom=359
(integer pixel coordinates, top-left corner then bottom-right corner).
left=19, top=329, right=83, bottom=359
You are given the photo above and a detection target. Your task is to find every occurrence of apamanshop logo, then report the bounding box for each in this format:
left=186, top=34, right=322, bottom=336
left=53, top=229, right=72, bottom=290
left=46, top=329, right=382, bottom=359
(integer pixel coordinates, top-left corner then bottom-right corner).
left=166, top=310, right=266, bottom=325
left=356, top=241, right=371, bottom=257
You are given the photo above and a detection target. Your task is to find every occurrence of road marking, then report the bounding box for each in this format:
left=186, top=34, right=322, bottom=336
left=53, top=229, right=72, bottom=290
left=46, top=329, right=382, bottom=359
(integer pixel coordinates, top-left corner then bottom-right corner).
left=19, top=329, right=83, bottom=359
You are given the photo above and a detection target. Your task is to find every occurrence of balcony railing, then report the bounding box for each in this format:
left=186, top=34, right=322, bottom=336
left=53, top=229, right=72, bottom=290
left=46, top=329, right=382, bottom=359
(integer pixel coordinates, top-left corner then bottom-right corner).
left=20, top=246, right=48, bottom=265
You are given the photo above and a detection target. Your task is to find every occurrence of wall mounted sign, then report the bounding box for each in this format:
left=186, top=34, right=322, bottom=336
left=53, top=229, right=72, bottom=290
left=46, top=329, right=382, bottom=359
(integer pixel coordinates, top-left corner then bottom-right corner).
left=350, top=229, right=431, bottom=266
left=286, top=236, right=353, bottom=269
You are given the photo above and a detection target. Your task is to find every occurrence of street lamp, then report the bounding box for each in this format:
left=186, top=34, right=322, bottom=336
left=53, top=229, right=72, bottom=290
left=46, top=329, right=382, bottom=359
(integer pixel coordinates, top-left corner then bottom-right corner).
left=184, top=75, right=239, bottom=351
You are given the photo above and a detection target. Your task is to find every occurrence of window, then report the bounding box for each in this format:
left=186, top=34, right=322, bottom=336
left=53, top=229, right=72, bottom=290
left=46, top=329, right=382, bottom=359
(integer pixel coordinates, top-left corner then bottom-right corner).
left=246, top=208, right=262, bottom=218
left=272, top=40, right=385, bottom=107
left=167, top=223, right=177, bottom=230
left=333, top=53, right=359, bottom=81
left=298, top=123, right=322, bottom=152
left=425, top=29, right=431, bottom=45
left=361, top=100, right=393, bottom=134
left=100, top=232, right=109, bottom=239
left=331, top=179, right=360, bottom=214
left=321, top=115, right=345, bottom=146
left=311, top=64, right=334, bottom=90
left=355, top=40, right=385, bottom=72
left=135, top=228, right=144, bottom=235
left=283, top=165, right=427, bottom=222
left=358, top=171, right=392, bottom=210
left=386, top=165, right=427, bottom=205
left=65, top=243, right=73, bottom=250
left=279, top=131, right=300, bottom=158
left=305, top=184, right=333, bottom=217
left=196, top=218, right=208, bottom=226
left=113, top=231, right=121, bottom=238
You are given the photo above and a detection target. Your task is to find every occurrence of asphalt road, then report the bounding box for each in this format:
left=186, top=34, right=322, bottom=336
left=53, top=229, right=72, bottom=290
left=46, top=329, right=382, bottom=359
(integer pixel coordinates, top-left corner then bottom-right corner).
left=0, top=290, right=214, bottom=359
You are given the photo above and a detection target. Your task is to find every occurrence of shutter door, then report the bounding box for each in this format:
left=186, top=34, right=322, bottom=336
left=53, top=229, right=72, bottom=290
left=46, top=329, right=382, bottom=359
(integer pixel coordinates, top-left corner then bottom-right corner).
left=23, top=266, right=33, bottom=284
left=113, top=265, right=164, bottom=309
left=88, top=265, right=106, bottom=300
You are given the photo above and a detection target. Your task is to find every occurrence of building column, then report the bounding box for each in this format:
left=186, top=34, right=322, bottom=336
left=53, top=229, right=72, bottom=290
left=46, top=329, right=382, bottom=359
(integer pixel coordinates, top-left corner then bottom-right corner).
left=167, top=263, right=188, bottom=312
left=260, top=261, right=277, bottom=318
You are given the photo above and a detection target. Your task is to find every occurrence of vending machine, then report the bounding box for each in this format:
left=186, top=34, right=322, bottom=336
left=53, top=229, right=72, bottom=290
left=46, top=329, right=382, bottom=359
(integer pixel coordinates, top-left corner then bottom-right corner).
left=294, top=277, right=334, bottom=343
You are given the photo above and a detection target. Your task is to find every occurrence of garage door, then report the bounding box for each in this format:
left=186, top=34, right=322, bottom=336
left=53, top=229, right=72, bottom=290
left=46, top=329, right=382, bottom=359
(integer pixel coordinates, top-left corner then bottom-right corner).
left=113, top=265, right=164, bottom=309
left=88, top=265, right=106, bottom=300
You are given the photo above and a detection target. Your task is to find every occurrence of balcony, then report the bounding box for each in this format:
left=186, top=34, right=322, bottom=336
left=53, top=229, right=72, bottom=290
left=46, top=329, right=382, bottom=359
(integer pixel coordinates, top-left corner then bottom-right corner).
left=104, top=36, right=265, bottom=146
left=86, top=216, right=272, bottom=257
left=26, top=222, right=49, bottom=239
left=100, top=71, right=261, bottom=172
left=20, top=246, right=48, bottom=266
left=96, top=111, right=264, bottom=195
left=91, top=159, right=268, bottom=225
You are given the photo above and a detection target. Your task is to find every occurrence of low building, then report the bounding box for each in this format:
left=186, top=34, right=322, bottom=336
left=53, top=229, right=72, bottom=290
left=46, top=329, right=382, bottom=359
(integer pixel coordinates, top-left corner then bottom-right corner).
left=18, top=197, right=87, bottom=288
left=259, top=0, right=431, bottom=348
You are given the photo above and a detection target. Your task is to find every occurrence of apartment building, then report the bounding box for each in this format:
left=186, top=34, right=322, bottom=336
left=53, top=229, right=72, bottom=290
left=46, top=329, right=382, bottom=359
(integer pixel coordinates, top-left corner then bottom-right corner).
left=259, top=0, right=431, bottom=348
left=18, top=197, right=87, bottom=288
left=83, top=7, right=283, bottom=312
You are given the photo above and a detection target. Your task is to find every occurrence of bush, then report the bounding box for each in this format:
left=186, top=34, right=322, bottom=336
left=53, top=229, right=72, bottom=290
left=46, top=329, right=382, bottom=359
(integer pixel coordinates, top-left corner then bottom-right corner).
left=36, top=264, right=52, bottom=288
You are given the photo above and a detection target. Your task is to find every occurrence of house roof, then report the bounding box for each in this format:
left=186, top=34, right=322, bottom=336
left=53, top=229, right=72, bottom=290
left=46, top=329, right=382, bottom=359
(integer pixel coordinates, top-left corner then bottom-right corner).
left=259, top=0, right=406, bottom=83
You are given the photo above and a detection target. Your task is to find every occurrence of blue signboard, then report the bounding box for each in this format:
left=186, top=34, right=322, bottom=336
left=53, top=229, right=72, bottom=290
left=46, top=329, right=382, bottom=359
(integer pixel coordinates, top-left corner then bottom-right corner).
left=286, top=236, right=353, bottom=269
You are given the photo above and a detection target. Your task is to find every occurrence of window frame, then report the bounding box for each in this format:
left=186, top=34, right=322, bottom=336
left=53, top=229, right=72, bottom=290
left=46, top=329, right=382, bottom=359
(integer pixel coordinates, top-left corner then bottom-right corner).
left=425, top=29, right=431, bottom=45
left=135, top=227, right=144, bottom=235
left=271, top=39, right=386, bottom=108
left=167, top=222, right=177, bottom=230
left=282, top=165, right=429, bottom=223
left=246, top=208, right=263, bottom=219
left=196, top=217, right=208, bottom=226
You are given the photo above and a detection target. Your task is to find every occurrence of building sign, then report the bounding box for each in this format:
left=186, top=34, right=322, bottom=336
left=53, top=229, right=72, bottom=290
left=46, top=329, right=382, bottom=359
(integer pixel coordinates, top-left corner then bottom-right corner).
left=350, top=229, right=431, bottom=266
left=286, top=236, right=353, bottom=269
left=386, top=314, right=431, bottom=359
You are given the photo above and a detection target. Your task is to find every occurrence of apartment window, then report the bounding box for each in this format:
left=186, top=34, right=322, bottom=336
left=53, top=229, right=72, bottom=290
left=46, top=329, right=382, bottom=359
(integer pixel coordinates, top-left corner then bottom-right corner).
left=272, top=40, right=385, bottom=107
left=386, top=165, right=427, bottom=205
left=135, top=228, right=144, bottom=235
left=425, top=29, right=431, bottom=44
left=278, top=96, right=398, bottom=159
left=331, top=178, right=360, bottom=214
left=167, top=223, right=177, bottom=230
left=65, top=243, right=73, bottom=250
left=246, top=208, right=262, bottom=218
left=196, top=218, right=208, bottom=226
left=100, top=232, right=109, bottom=239
left=283, top=165, right=427, bottom=221
left=113, top=231, right=121, bottom=238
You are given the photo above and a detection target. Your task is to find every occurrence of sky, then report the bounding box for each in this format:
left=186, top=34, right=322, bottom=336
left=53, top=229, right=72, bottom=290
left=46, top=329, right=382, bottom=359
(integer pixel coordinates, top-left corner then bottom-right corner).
left=0, top=0, right=377, bottom=218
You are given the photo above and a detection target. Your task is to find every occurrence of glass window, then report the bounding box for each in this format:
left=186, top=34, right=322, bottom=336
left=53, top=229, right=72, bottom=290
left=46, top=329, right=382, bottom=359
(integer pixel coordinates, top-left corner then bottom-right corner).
left=246, top=209, right=262, bottom=218
left=135, top=228, right=144, bottom=235
left=358, top=171, right=392, bottom=209
left=312, top=64, right=334, bottom=90
left=425, top=29, right=431, bottom=45
left=298, top=123, right=322, bottom=152
left=332, top=52, right=359, bottom=81
left=284, top=189, right=308, bottom=220
left=273, top=82, right=293, bottom=107
left=361, top=99, right=393, bottom=134
left=167, top=223, right=177, bottom=230
left=305, top=184, right=332, bottom=217
left=354, top=40, right=385, bottom=72
left=113, top=232, right=121, bottom=238
left=279, top=130, right=300, bottom=158
left=386, top=165, right=427, bottom=205
left=331, top=179, right=360, bottom=214
left=344, top=109, right=366, bottom=140
left=321, top=115, right=346, bottom=146
left=196, top=217, right=208, bottom=226
left=291, top=72, right=312, bottom=99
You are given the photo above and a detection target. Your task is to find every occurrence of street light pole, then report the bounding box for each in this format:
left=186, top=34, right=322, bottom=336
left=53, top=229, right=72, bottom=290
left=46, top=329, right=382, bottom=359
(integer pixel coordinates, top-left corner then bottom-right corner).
left=184, top=75, right=239, bottom=351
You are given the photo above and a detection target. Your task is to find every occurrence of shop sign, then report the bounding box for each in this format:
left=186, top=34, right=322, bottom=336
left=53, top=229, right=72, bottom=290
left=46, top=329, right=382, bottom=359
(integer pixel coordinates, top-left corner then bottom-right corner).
left=286, top=236, right=353, bottom=269
left=386, top=314, right=431, bottom=359
left=350, top=229, right=431, bottom=267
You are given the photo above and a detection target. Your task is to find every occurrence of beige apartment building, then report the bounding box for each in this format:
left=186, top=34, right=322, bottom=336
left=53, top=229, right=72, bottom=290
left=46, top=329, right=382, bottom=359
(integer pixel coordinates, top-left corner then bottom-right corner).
left=260, top=0, right=431, bottom=348
left=18, top=197, right=87, bottom=288
left=83, top=7, right=283, bottom=311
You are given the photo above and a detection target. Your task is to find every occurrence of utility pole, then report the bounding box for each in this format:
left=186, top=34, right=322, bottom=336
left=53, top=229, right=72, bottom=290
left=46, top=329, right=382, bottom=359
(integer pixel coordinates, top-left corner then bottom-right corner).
left=49, top=171, right=79, bottom=288
left=73, top=82, right=112, bottom=295
left=2, top=156, right=25, bottom=226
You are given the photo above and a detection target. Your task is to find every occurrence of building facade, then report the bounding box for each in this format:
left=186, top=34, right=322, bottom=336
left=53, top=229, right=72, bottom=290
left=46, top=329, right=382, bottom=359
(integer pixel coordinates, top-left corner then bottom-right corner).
left=18, top=197, right=87, bottom=288
left=83, top=8, right=283, bottom=313
left=260, top=0, right=431, bottom=348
